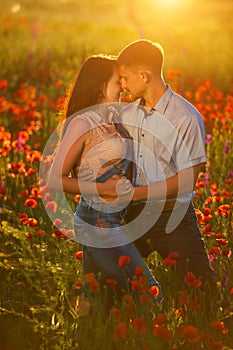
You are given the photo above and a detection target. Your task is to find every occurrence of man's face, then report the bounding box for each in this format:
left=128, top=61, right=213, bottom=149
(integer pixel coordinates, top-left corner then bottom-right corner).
left=118, top=64, right=145, bottom=100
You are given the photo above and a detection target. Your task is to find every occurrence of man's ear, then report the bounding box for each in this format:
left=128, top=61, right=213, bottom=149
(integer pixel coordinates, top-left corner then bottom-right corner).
left=140, top=70, right=152, bottom=84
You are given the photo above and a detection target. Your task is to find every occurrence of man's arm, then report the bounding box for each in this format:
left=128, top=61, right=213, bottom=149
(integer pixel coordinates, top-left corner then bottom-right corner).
left=132, top=164, right=201, bottom=201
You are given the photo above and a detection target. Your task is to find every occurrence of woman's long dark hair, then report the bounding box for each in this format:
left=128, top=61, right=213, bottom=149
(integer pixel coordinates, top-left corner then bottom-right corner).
left=61, top=55, right=116, bottom=126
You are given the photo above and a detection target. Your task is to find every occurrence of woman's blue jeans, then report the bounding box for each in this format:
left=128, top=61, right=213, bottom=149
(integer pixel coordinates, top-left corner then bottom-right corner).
left=74, top=203, right=162, bottom=311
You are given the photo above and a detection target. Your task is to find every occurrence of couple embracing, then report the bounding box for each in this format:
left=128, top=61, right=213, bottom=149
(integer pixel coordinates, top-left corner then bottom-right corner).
left=48, top=39, right=215, bottom=313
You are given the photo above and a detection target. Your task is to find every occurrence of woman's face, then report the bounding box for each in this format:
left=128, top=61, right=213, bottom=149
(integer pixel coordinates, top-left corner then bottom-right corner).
left=104, top=69, right=121, bottom=103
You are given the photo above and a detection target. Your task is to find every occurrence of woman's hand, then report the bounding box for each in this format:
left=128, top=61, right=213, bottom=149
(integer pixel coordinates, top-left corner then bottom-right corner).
left=96, top=176, right=133, bottom=202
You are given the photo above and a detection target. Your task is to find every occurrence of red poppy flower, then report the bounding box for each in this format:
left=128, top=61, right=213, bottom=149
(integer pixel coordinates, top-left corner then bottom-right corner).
left=177, top=324, right=199, bottom=340
left=53, top=218, right=62, bottom=227
left=118, top=255, right=131, bottom=267
left=208, top=246, right=221, bottom=257
left=24, top=218, right=38, bottom=227
left=139, top=294, right=152, bottom=305
left=18, top=189, right=29, bottom=197
left=132, top=317, right=147, bottom=335
left=155, top=313, right=167, bottom=326
left=106, top=278, right=118, bottom=288
left=216, top=238, right=228, bottom=246
left=74, top=251, right=83, bottom=260
left=153, top=325, right=173, bottom=342
left=134, top=266, right=143, bottom=276
left=114, top=322, right=128, bottom=339
left=45, top=201, right=58, bottom=212
left=184, top=272, right=202, bottom=288
left=24, top=198, right=38, bottom=208
left=0, top=80, right=8, bottom=89
left=36, top=229, right=46, bottom=237
left=74, top=194, right=81, bottom=202
left=149, top=285, right=160, bottom=299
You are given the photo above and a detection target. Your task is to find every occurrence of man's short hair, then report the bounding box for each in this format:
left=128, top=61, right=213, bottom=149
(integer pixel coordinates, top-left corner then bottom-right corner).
left=117, top=39, right=164, bottom=74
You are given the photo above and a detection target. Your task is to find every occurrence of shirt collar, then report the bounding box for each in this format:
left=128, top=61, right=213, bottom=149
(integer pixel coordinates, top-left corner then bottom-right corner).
left=137, top=85, right=173, bottom=115
left=154, top=85, right=173, bottom=114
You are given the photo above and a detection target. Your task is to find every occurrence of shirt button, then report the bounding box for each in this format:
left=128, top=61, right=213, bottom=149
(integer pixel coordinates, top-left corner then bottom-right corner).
left=139, top=154, right=143, bottom=158
left=142, top=134, right=144, bottom=137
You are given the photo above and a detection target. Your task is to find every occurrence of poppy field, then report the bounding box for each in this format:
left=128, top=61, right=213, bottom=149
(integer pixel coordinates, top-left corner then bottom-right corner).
left=0, top=1, right=233, bottom=349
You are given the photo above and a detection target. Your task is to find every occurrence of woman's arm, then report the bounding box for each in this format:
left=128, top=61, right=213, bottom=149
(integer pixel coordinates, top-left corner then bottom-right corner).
left=48, top=117, right=131, bottom=198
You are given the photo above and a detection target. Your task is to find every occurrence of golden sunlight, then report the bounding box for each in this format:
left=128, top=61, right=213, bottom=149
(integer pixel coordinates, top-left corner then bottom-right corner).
left=160, top=0, right=177, bottom=3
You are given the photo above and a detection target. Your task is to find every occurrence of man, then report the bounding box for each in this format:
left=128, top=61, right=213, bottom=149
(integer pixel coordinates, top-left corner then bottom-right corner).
left=116, top=39, right=216, bottom=295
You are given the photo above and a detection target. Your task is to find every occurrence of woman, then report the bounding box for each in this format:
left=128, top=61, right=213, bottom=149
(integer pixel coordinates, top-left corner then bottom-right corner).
left=48, top=55, right=162, bottom=312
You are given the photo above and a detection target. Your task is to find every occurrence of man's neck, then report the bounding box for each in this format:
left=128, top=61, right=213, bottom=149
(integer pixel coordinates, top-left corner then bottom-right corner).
left=144, top=80, right=167, bottom=111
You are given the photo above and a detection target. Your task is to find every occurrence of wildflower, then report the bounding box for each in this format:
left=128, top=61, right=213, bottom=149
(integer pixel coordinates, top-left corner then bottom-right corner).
left=25, top=168, right=36, bottom=177
left=106, top=278, right=118, bottom=288
left=55, top=80, right=63, bottom=88
left=203, top=223, right=215, bottom=236
left=205, top=134, right=212, bottom=144
left=30, top=187, right=41, bottom=198
left=208, top=246, right=221, bottom=258
left=84, top=273, right=100, bottom=294
left=221, top=249, right=231, bottom=257
left=74, top=251, right=83, bottom=260
left=139, top=294, right=152, bottom=305
left=132, top=317, right=147, bottom=335
left=0, top=80, right=8, bottom=89
left=18, top=189, right=29, bottom=197
left=74, top=194, right=81, bottom=202
left=118, top=255, right=131, bottom=267
left=149, top=285, right=160, bottom=299
left=131, top=275, right=147, bottom=292
left=184, top=272, right=202, bottom=288
left=52, top=228, right=68, bottom=239
left=134, top=266, right=143, bottom=276
left=216, top=238, right=228, bottom=245
left=53, top=218, right=62, bottom=227
left=155, top=313, right=167, bottom=325
left=152, top=324, right=172, bottom=342
left=195, top=208, right=204, bottom=223
left=177, top=324, right=200, bottom=342
left=164, top=251, right=180, bottom=268
left=26, top=150, right=42, bottom=162
left=45, top=201, right=58, bottom=212
left=212, top=321, right=228, bottom=334
left=36, top=229, right=46, bottom=237
left=24, top=218, right=38, bottom=227
left=114, top=322, right=128, bottom=339
left=24, top=198, right=38, bottom=208
left=215, top=204, right=231, bottom=218
left=223, top=140, right=230, bottom=154
left=66, top=229, right=75, bottom=238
